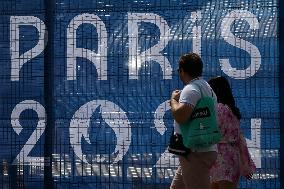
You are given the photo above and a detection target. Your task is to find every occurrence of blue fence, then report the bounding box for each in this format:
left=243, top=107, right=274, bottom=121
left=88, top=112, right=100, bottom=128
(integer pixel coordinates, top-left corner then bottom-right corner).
left=0, top=0, right=279, bottom=188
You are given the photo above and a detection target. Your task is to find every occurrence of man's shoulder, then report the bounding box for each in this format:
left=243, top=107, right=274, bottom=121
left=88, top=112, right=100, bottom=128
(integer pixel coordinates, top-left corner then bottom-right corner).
left=190, top=79, right=217, bottom=99
left=182, top=82, right=200, bottom=93
left=193, top=78, right=209, bottom=86
left=188, top=79, right=210, bottom=91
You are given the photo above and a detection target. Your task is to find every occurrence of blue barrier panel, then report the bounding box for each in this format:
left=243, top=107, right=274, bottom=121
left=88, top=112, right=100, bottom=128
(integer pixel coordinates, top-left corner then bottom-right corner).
left=0, top=0, right=279, bottom=188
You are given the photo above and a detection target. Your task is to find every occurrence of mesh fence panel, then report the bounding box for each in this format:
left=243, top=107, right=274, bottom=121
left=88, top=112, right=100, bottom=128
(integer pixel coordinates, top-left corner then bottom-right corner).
left=0, top=0, right=279, bottom=188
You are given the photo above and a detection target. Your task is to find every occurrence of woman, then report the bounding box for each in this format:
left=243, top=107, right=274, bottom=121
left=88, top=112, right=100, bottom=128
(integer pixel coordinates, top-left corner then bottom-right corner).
left=208, top=76, right=256, bottom=189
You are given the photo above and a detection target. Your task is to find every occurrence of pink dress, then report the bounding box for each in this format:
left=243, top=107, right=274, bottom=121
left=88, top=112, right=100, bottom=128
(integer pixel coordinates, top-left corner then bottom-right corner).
left=210, top=103, right=256, bottom=183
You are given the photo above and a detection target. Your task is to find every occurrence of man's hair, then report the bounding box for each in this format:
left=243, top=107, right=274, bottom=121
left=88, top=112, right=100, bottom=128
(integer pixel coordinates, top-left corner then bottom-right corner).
left=179, top=53, right=203, bottom=77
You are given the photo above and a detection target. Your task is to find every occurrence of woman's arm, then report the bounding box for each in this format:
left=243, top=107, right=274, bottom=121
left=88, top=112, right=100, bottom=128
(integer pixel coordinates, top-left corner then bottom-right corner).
left=239, top=134, right=256, bottom=177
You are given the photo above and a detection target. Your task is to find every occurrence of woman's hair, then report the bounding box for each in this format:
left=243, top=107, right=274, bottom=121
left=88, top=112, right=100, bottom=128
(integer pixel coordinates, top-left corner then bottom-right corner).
left=208, top=76, right=241, bottom=120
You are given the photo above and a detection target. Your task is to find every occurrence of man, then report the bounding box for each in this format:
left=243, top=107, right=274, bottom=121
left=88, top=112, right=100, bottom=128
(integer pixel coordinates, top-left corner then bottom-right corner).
left=170, top=53, right=218, bottom=189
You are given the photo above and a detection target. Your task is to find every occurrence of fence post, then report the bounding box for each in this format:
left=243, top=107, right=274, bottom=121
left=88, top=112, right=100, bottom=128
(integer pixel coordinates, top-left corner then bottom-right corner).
left=44, top=0, right=55, bottom=188
left=279, top=0, right=284, bottom=188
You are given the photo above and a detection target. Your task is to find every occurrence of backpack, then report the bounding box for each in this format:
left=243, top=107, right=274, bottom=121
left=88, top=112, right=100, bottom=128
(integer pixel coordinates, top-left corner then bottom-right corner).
left=180, top=84, right=221, bottom=149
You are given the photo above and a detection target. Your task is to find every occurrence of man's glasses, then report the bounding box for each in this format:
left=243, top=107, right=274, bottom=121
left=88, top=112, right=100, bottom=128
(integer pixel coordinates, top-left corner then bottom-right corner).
left=176, top=68, right=181, bottom=74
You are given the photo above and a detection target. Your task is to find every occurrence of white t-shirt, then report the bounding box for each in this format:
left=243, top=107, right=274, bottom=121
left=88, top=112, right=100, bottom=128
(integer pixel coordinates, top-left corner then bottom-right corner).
left=174, top=77, right=218, bottom=152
